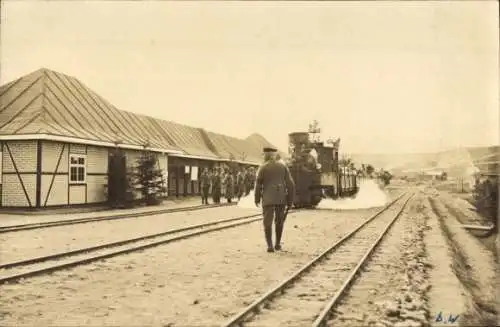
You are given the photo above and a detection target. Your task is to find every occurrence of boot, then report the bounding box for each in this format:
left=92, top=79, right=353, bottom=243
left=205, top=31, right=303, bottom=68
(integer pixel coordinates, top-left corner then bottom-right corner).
left=264, top=226, right=274, bottom=252
left=275, top=223, right=283, bottom=250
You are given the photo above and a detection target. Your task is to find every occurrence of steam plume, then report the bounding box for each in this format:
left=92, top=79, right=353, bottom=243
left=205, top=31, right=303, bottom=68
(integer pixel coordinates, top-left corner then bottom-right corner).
left=317, top=179, right=389, bottom=210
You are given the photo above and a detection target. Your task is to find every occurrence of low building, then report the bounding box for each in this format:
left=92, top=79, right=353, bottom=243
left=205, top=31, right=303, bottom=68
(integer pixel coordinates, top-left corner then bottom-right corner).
left=0, top=68, right=276, bottom=208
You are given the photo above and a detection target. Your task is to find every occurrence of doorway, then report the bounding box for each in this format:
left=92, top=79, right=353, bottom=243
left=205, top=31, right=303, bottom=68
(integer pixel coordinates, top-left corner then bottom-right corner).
left=108, top=148, right=128, bottom=207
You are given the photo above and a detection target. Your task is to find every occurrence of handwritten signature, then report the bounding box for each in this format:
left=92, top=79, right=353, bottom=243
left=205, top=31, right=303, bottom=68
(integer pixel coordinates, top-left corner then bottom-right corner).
left=435, top=311, right=460, bottom=323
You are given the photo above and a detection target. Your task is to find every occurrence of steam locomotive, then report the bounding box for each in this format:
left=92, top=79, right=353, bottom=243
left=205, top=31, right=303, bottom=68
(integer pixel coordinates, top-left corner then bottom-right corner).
left=286, top=131, right=359, bottom=208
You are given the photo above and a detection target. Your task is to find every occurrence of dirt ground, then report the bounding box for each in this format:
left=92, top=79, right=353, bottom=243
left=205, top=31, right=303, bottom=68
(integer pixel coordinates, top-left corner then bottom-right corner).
left=425, top=188, right=498, bottom=327
left=0, top=205, right=385, bottom=326
left=0, top=185, right=498, bottom=326
left=0, top=205, right=258, bottom=263
left=0, top=197, right=207, bottom=227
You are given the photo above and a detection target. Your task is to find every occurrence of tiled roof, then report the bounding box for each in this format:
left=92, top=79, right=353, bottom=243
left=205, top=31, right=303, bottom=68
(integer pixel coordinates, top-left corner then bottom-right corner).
left=0, top=68, right=283, bottom=164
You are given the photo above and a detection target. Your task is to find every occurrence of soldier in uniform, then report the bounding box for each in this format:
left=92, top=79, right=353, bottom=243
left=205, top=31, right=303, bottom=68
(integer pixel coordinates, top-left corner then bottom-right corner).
left=212, top=168, right=222, bottom=204
left=255, top=147, right=295, bottom=252
left=243, top=168, right=251, bottom=196
left=200, top=168, right=211, bottom=205
left=224, top=169, right=235, bottom=203
left=236, top=169, right=246, bottom=201
left=245, top=167, right=256, bottom=195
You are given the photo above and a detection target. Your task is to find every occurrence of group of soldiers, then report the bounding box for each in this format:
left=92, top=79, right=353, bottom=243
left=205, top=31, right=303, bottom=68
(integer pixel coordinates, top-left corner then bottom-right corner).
left=199, top=166, right=257, bottom=205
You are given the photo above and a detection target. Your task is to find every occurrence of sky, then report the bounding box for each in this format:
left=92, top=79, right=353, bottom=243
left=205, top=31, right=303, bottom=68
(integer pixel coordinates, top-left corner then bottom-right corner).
left=1, top=1, right=498, bottom=155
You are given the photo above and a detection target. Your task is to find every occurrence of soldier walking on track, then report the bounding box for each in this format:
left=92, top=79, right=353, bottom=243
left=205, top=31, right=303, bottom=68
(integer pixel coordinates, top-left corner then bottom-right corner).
left=255, top=147, right=295, bottom=253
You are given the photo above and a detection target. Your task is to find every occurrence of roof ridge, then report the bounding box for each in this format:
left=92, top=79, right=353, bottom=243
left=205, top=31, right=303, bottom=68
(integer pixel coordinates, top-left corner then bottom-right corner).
left=40, top=69, right=48, bottom=125
left=1, top=68, right=276, bottom=161
left=198, top=128, right=221, bottom=157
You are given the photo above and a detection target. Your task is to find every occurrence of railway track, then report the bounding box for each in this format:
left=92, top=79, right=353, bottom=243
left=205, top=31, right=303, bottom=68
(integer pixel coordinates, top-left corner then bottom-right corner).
left=0, top=210, right=280, bottom=285
left=221, top=191, right=413, bottom=327
left=0, top=202, right=236, bottom=234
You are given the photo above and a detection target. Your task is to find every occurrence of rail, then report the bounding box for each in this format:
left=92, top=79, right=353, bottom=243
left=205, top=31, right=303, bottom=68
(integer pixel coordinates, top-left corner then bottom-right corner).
left=312, top=193, right=414, bottom=327
left=1, top=210, right=301, bottom=285
left=0, top=202, right=237, bottom=234
left=221, top=191, right=411, bottom=327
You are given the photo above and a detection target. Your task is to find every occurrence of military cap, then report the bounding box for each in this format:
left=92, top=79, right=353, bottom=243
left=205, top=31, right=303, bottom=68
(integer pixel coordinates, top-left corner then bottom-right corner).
left=262, top=147, right=277, bottom=153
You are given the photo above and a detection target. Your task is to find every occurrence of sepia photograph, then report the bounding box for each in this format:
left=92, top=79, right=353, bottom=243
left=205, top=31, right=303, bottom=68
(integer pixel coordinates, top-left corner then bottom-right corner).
left=0, top=0, right=498, bottom=326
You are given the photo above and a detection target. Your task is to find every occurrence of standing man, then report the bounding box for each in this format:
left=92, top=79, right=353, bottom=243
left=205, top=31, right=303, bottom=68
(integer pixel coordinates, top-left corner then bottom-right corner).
left=243, top=168, right=251, bottom=196
left=246, top=167, right=256, bottom=195
left=212, top=168, right=222, bottom=204
left=236, top=169, right=246, bottom=201
left=200, top=168, right=211, bottom=205
left=224, top=169, right=235, bottom=203
left=255, top=147, right=295, bottom=253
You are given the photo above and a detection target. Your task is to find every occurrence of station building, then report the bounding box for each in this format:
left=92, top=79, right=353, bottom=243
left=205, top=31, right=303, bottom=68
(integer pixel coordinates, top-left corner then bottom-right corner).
left=0, top=68, right=279, bottom=208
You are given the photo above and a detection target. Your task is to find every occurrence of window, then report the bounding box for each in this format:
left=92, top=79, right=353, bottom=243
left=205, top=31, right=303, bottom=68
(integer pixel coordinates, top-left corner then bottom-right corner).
left=69, top=154, right=86, bottom=184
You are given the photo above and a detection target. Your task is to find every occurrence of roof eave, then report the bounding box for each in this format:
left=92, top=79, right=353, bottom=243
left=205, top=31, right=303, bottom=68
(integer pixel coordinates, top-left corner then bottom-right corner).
left=0, top=133, right=183, bottom=155
left=169, top=153, right=259, bottom=165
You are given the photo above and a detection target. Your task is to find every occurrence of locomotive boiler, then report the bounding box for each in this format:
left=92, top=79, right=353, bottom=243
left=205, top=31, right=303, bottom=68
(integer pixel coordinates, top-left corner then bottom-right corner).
left=287, top=131, right=359, bottom=208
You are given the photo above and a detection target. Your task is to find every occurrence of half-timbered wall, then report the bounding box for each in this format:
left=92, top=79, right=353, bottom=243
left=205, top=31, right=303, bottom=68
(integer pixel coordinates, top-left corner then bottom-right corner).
left=2, top=141, right=37, bottom=207
left=41, top=141, right=69, bottom=206
left=0, top=140, right=111, bottom=208
left=86, top=145, right=108, bottom=204
left=1, top=140, right=38, bottom=207
left=40, top=141, right=109, bottom=206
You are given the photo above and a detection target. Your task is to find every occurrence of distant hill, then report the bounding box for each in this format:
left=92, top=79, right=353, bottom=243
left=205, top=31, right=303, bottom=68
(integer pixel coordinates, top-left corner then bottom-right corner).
left=351, top=145, right=500, bottom=176
left=350, top=152, right=437, bottom=171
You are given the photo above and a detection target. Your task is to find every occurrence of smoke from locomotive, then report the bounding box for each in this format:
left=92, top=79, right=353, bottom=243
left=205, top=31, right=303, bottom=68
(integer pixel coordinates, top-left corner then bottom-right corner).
left=317, top=179, right=389, bottom=210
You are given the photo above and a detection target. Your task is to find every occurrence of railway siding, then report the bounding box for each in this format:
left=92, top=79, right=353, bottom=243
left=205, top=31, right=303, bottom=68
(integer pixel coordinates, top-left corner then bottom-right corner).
left=0, top=197, right=211, bottom=228
left=0, top=205, right=258, bottom=263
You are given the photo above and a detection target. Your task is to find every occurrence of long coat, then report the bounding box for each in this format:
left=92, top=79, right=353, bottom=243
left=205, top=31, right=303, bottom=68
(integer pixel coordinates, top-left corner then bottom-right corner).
left=224, top=174, right=235, bottom=198
left=200, top=172, right=211, bottom=189
left=236, top=172, right=245, bottom=196
left=211, top=173, right=222, bottom=190
left=254, top=160, right=295, bottom=206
